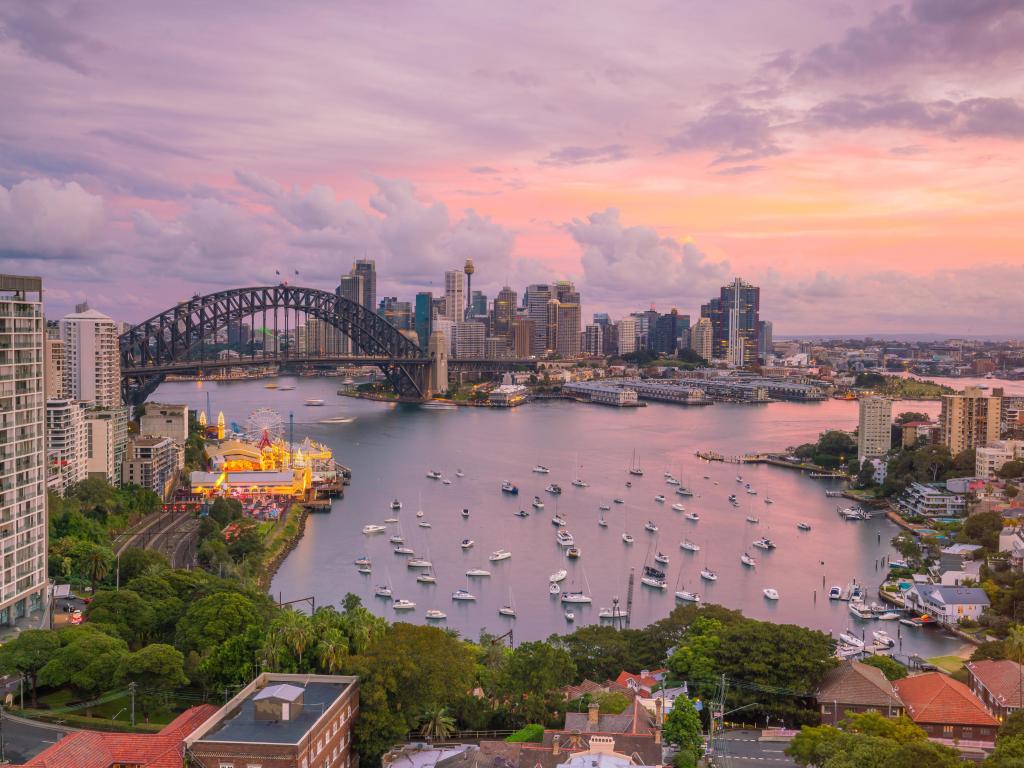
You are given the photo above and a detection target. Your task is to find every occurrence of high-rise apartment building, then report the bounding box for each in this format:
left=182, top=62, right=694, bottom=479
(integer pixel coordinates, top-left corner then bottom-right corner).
left=511, top=315, right=534, bottom=357
left=690, top=317, right=713, bottom=361
left=337, top=273, right=366, bottom=306
left=378, top=297, right=412, bottom=330
left=444, top=270, right=465, bottom=323
left=653, top=309, right=689, bottom=354
left=46, top=398, right=88, bottom=495
left=352, top=259, right=377, bottom=314
left=583, top=324, right=604, bottom=356
left=524, top=284, right=553, bottom=356
left=414, top=292, right=433, bottom=349
left=85, top=406, right=129, bottom=485
left=702, top=277, right=760, bottom=363
left=492, top=286, right=516, bottom=337
left=858, top=396, right=892, bottom=462
left=452, top=321, right=486, bottom=357
left=617, top=317, right=638, bottom=355
left=758, top=320, right=773, bottom=361
left=44, top=334, right=65, bottom=399
left=470, top=290, right=487, bottom=319
left=122, top=435, right=182, bottom=499
left=60, top=306, right=121, bottom=408
left=0, top=275, right=48, bottom=625
left=940, top=386, right=1002, bottom=456
left=554, top=301, right=581, bottom=358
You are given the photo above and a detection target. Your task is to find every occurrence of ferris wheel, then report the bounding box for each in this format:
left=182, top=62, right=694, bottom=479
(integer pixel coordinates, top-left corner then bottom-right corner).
left=245, top=408, right=284, bottom=445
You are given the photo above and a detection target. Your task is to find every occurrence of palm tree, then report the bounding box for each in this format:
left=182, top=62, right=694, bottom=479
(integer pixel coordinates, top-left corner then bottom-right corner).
left=85, top=548, right=111, bottom=593
left=280, top=610, right=314, bottom=669
left=316, top=629, right=349, bottom=674
left=419, top=705, right=456, bottom=742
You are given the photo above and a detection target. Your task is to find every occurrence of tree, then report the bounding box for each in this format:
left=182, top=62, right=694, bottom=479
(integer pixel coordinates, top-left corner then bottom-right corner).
left=175, top=591, right=263, bottom=655
left=860, top=655, right=907, bottom=681
left=419, top=704, right=456, bottom=741
left=500, top=641, right=576, bottom=699
left=86, top=589, right=157, bottom=647
left=987, top=734, right=1024, bottom=767
left=998, top=460, right=1024, bottom=480
left=895, top=412, right=929, bottom=425
left=38, top=626, right=130, bottom=707
left=662, top=697, right=703, bottom=762
left=84, top=545, right=113, bottom=592
left=118, top=644, right=189, bottom=720
left=0, top=629, right=61, bottom=705
left=997, top=709, right=1024, bottom=741
left=788, top=713, right=961, bottom=767
left=116, top=548, right=170, bottom=582
left=667, top=617, right=722, bottom=696
left=961, top=511, right=1005, bottom=551
left=856, top=459, right=877, bottom=488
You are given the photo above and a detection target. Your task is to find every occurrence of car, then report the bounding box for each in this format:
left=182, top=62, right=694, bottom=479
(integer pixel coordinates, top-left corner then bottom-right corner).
left=70, top=612, right=84, bottom=625
left=81, top=596, right=93, bottom=605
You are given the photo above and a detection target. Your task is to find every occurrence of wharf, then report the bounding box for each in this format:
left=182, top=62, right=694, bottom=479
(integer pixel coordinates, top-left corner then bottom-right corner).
left=694, top=450, right=851, bottom=479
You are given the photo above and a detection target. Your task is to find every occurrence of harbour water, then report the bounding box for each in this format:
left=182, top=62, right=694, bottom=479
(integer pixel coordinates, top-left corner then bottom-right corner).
left=156, top=377, right=966, bottom=658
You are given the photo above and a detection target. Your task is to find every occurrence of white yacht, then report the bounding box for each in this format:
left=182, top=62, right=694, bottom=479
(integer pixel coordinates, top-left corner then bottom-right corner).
left=613, top=498, right=625, bottom=504
left=451, top=589, right=477, bottom=601
left=752, top=537, right=776, bottom=550
left=489, top=549, right=512, bottom=562
left=685, top=511, right=700, bottom=521
left=466, top=568, right=491, bottom=578
left=362, top=524, right=386, bottom=535
left=666, top=476, right=680, bottom=485
left=354, top=556, right=371, bottom=566
left=384, top=517, right=399, bottom=524
left=533, top=465, right=550, bottom=474
left=676, top=590, right=701, bottom=603
left=797, top=522, right=812, bottom=531
left=740, top=552, right=757, bottom=567
left=418, top=521, right=432, bottom=528
left=599, top=607, right=629, bottom=619
left=390, top=499, right=402, bottom=510
left=406, top=558, right=432, bottom=568
left=549, top=582, right=561, bottom=595
left=393, top=599, right=416, bottom=611
left=426, top=470, right=442, bottom=480
left=640, top=567, right=667, bottom=590
left=461, top=538, right=474, bottom=549
left=828, top=585, right=842, bottom=600
left=680, top=539, right=700, bottom=552
left=304, top=399, right=325, bottom=406
left=599, top=503, right=611, bottom=511
left=872, top=630, right=895, bottom=647
left=532, top=497, right=545, bottom=509
left=552, top=514, right=567, bottom=526
left=700, top=568, right=718, bottom=581
left=389, top=534, right=404, bottom=545
left=654, top=552, right=669, bottom=565
left=654, top=495, right=666, bottom=503
left=356, top=564, right=371, bottom=574
left=676, top=487, right=694, bottom=497
left=546, top=484, right=563, bottom=495
left=564, top=610, right=575, bottom=622
left=556, top=529, right=574, bottom=547
left=764, top=497, right=774, bottom=504
left=839, top=631, right=864, bottom=649
left=499, top=605, right=517, bottom=617
left=393, top=546, right=415, bottom=556
left=416, top=573, right=436, bottom=583
left=374, top=585, right=392, bottom=599
left=455, top=469, right=465, bottom=477
left=622, top=533, right=634, bottom=544
left=425, top=609, right=447, bottom=620
left=644, top=521, right=658, bottom=533
left=671, top=503, right=685, bottom=512
left=763, top=588, right=780, bottom=601
left=561, top=591, right=592, bottom=604
left=549, top=569, right=568, bottom=583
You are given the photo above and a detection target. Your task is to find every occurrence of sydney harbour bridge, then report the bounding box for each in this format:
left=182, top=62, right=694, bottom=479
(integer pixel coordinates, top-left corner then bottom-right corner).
left=119, top=285, right=532, bottom=406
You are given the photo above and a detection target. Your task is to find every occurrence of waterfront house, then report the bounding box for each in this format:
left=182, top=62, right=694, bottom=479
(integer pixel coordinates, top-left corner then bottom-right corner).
left=904, top=584, right=989, bottom=626
left=896, top=482, right=966, bottom=519
left=965, top=659, right=1024, bottom=721
left=938, top=543, right=983, bottom=575
left=815, top=659, right=904, bottom=726
left=893, top=672, right=998, bottom=748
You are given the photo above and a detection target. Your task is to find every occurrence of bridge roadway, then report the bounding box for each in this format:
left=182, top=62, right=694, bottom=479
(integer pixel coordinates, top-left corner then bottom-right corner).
left=122, top=353, right=533, bottom=376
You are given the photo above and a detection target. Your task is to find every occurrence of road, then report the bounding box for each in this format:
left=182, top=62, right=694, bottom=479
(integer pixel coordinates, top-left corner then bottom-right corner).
left=113, top=510, right=199, bottom=569
left=0, top=711, right=72, bottom=764
left=709, top=730, right=797, bottom=767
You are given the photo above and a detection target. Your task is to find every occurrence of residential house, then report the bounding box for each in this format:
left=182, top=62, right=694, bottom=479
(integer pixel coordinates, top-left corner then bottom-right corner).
left=896, top=482, right=967, bottom=519
left=938, top=543, right=983, bottom=575
left=815, top=659, right=905, bottom=726
left=904, top=584, right=990, bottom=626
left=966, top=660, right=1024, bottom=722
left=14, top=705, right=217, bottom=767
left=614, top=669, right=667, bottom=697
left=893, top=672, right=998, bottom=748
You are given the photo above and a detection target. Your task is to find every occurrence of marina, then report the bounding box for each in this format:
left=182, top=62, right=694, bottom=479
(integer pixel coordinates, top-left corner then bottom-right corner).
left=155, top=376, right=961, bottom=659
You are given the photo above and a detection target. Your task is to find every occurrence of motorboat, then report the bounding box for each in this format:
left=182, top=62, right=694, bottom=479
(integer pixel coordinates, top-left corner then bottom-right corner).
left=426, top=470, right=442, bottom=479
left=566, top=546, right=580, bottom=559
left=622, top=533, right=634, bottom=544
left=878, top=612, right=901, bottom=621
left=654, top=552, right=669, bottom=565
left=849, top=601, right=874, bottom=620
left=451, top=589, right=477, bottom=601
left=416, top=509, right=425, bottom=518
left=418, top=521, right=432, bottom=528
left=672, top=503, right=685, bottom=512
left=625, top=481, right=632, bottom=488
left=872, top=630, right=895, bottom=647
left=839, top=631, right=864, bottom=649
left=764, top=497, right=774, bottom=504
left=389, top=535, right=404, bottom=545
left=700, top=568, right=718, bottom=581
left=549, top=582, right=561, bottom=595
left=502, top=481, right=519, bottom=495
left=763, top=588, right=780, bottom=601
left=572, top=478, right=589, bottom=488
left=550, top=569, right=567, bottom=582
left=685, top=512, right=700, bottom=521
left=514, top=509, right=529, bottom=518
left=354, top=556, right=371, bottom=566
left=675, top=590, right=701, bottom=603
left=362, top=524, right=386, bottom=535
left=461, top=538, right=474, bottom=549
left=393, top=599, right=416, bottom=611
left=680, top=539, right=700, bottom=552
left=565, top=610, right=575, bottom=622
left=552, top=514, right=568, bottom=527
left=393, top=546, right=415, bottom=556
left=466, top=569, right=491, bottom=578
left=416, top=573, right=436, bottom=583
left=499, top=605, right=516, bottom=617
left=304, top=399, right=325, bottom=406
left=752, top=537, right=776, bottom=550
left=264, top=382, right=278, bottom=389
left=533, top=465, right=550, bottom=474
left=613, top=498, right=624, bottom=504
left=561, top=591, right=592, bottom=604
left=461, top=508, right=470, bottom=518
left=676, top=487, right=694, bottom=497
left=703, top=475, right=710, bottom=479
left=797, top=522, right=812, bottom=531
left=899, top=617, right=923, bottom=628
left=455, top=469, right=465, bottom=477
left=532, top=497, right=545, bottom=509
left=666, top=477, right=680, bottom=485
left=406, top=558, right=432, bottom=568
left=357, top=564, right=371, bottom=574
left=599, top=607, right=629, bottom=619
left=644, top=521, right=658, bottom=533
left=489, top=549, right=512, bottom=562
left=728, top=494, right=738, bottom=503
left=828, top=585, right=842, bottom=600
left=442, top=478, right=452, bottom=485
left=546, top=484, right=563, bottom=495
left=599, top=504, right=611, bottom=511
left=390, top=499, right=402, bottom=510
left=425, top=609, right=447, bottom=620
left=384, top=517, right=399, bottom=524
left=654, top=495, right=666, bottom=503
left=556, top=529, right=574, bottom=546
left=740, top=552, right=757, bottom=567
left=746, top=516, right=759, bottom=524
left=374, top=585, right=392, bottom=598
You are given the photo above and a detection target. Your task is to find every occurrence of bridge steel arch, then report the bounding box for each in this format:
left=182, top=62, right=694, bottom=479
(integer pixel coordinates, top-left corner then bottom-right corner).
left=119, top=285, right=430, bottom=406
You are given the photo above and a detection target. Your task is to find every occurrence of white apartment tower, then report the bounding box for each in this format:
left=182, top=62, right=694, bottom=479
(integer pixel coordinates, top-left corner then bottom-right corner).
left=690, top=317, right=713, bottom=361
left=0, top=275, right=48, bottom=625
left=60, top=305, right=120, bottom=408
left=444, top=270, right=465, bottom=323
left=858, top=396, right=892, bottom=463
left=616, top=317, right=638, bottom=355
left=46, top=398, right=88, bottom=495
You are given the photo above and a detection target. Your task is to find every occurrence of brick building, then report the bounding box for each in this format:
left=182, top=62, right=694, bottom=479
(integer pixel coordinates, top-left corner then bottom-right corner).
left=893, top=672, right=998, bottom=748
left=815, top=659, right=904, bottom=725
left=966, top=659, right=1024, bottom=722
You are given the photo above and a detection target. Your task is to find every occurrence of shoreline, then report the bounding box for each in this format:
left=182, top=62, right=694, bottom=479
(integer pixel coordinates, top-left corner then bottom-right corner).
left=259, top=504, right=310, bottom=592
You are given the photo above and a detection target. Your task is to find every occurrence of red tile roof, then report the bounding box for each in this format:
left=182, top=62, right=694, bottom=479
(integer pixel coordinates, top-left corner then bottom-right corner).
left=17, top=704, right=218, bottom=768
left=966, top=659, right=1024, bottom=709
left=893, top=673, right=997, bottom=728
left=615, top=671, right=657, bottom=692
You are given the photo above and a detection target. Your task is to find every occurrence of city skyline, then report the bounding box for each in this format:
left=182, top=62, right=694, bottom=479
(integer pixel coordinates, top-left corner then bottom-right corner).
left=1, top=2, right=1023, bottom=334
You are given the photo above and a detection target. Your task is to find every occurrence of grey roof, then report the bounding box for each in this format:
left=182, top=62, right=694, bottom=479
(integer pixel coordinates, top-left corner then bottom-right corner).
left=920, top=585, right=990, bottom=606
left=254, top=683, right=305, bottom=703
left=198, top=681, right=349, bottom=745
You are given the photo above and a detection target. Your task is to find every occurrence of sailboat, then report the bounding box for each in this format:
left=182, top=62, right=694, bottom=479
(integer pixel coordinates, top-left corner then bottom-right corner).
left=572, top=453, right=588, bottom=487
left=499, top=584, right=516, bottom=617
left=674, top=569, right=701, bottom=603
left=676, top=462, right=694, bottom=496
left=598, top=508, right=608, bottom=527
left=622, top=504, right=634, bottom=544
left=629, top=449, right=644, bottom=476
left=640, top=546, right=667, bottom=590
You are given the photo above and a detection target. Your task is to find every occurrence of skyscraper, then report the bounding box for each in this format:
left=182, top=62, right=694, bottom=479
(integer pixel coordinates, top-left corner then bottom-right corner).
left=554, top=301, right=581, bottom=358
left=758, top=320, right=773, bottom=361
left=0, top=275, right=48, bottom=624
left=453, top=321, right=486, bottom=357
left=45, top=331, right=65, bottom=399
left=352, top=259, right=377, bottom=314
left=690, top=317, right=713, bottom=361
left=444, top=270, right=465, bottom=323
left=858, top=396, right=892, bottom=463
left=414, top=291, right=433, bottom=349
left=702, top=278, right=760, bottom=364
left=524, top=284, right=553, bottom=356
left=378, top=297, right=412, bottom=330
left=583, top=324, right=604, bottom=356
left=60, top=305, right=121, bottom=408
left=470, top=290, right=487, bottom=319
left=337, top=273, right=366, bottom=306
left=940, top=386, right=1001, bottom=456
left=46, top=398, right=88, bottom=494
left=617, top=317, right=638, bottom=355
left=492, top=286, right=517, bottom=337
left=653, top=309, right=690, bottom=355
left=511, top=315, right=534, bottom=357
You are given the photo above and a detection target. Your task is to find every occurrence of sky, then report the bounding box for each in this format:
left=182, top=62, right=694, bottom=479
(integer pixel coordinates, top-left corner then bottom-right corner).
left=1, top=0, right=1022, bottom=335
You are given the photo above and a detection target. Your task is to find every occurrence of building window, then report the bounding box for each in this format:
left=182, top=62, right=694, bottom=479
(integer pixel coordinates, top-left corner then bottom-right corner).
left=943, top=725, right=954, bottom=735
left=821, top=705, right=831, bottom=714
